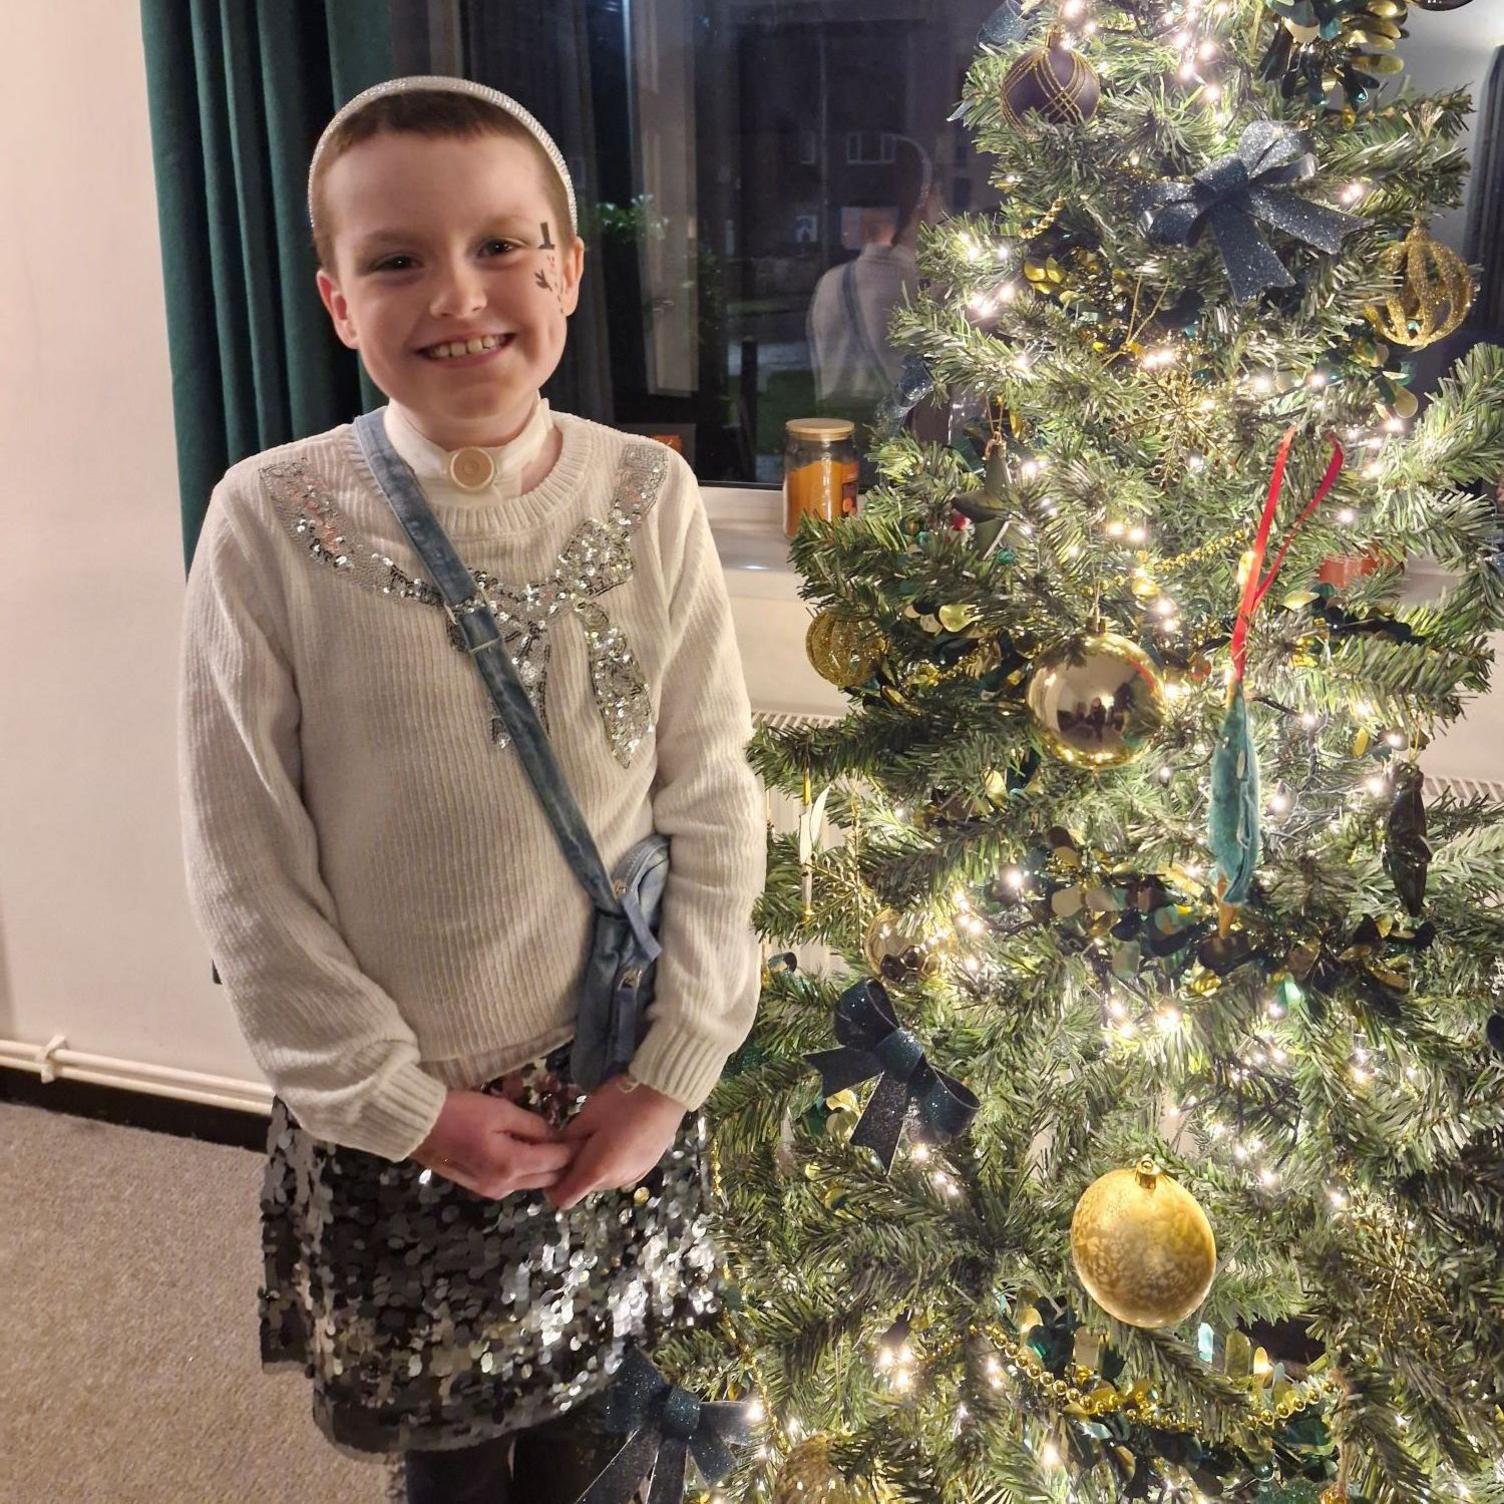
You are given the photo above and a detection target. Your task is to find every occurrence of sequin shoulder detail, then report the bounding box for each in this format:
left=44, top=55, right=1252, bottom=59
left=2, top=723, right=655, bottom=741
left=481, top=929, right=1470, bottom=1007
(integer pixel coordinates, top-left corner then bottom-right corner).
left=258, top=455, right=445, bottom=605
left=255, top=438, right=672, bottom=767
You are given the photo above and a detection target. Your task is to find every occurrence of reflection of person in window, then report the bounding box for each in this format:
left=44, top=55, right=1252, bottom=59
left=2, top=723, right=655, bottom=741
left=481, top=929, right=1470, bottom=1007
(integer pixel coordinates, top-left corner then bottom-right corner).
left=806, top=138, right=943, bottom=436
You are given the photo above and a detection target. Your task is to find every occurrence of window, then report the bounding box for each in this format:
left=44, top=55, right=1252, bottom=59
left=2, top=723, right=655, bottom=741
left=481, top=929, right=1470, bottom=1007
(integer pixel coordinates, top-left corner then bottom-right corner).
left=399, top=1, right=1006, bottom=484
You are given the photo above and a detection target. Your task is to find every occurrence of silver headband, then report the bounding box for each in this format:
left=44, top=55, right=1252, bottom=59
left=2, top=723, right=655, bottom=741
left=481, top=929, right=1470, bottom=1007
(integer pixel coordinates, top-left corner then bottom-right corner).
left=306, top=74, right=578, bottom=238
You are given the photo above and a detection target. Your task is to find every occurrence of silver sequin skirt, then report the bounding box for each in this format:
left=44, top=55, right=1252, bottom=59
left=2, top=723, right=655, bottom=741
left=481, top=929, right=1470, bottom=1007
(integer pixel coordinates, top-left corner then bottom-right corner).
left=258, top=1042, right=721, bottom=1456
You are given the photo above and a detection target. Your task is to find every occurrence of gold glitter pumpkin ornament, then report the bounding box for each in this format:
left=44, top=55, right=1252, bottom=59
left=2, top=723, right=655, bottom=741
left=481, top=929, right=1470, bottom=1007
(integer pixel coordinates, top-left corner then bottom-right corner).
left=1024, top=632, right=1166, bottom=768
left=806, top=609, right=886, bottom=688
left=1366, top=221, right=1475, bottom=348
left=1071, top=1159, right=1217, bottom=1329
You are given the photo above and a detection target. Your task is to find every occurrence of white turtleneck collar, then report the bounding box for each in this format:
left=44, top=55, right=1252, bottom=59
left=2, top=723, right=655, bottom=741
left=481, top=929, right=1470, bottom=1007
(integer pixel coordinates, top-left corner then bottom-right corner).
left=382, top=397, right=556, bottom=505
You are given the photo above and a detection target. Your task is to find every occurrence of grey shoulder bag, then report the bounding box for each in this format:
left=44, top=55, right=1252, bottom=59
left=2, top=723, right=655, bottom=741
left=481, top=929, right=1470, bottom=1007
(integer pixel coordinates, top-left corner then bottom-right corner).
left=351, top=408, right=668, bottom=1092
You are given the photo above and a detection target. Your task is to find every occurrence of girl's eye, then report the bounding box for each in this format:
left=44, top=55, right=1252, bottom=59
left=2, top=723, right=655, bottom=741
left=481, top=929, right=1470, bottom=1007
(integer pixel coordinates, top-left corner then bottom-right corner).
left=371, top=241, right=517, bottom=273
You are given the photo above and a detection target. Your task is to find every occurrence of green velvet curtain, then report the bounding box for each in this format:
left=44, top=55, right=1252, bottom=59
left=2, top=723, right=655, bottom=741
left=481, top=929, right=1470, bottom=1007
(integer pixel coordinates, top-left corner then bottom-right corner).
left=140, top=0, right=395, bottom=573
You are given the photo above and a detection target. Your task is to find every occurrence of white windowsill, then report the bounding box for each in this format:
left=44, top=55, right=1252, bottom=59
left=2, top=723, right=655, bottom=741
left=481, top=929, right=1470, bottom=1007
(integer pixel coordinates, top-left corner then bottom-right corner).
left=702, top=485, right=805, bottom=600
left=698, top=497, right=1504, bottom=784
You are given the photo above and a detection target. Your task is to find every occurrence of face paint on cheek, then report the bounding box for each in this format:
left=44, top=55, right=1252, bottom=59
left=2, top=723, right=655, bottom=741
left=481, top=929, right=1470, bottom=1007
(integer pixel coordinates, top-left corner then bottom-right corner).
left=534, top=250, right=567, bottom=316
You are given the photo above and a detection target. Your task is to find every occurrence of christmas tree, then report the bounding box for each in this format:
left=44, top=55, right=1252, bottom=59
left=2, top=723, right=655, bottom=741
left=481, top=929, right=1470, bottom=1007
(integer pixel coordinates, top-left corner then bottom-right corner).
left=652, top=2, right=1504, bottom=1501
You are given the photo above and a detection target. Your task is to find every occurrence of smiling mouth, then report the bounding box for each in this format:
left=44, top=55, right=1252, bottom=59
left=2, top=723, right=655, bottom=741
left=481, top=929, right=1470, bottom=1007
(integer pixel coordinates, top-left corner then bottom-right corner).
left=420, top=333, right=516, bottom=360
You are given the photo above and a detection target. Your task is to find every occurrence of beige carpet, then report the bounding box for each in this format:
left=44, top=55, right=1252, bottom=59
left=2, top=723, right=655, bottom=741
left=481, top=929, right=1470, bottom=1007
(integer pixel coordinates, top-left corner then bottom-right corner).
left=1, top=1100, right=405, bottom=1504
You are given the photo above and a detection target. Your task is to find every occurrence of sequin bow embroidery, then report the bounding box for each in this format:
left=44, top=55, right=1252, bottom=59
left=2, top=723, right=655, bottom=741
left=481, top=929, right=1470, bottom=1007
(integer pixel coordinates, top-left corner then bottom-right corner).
left=258, top=440, right=669, bottom=767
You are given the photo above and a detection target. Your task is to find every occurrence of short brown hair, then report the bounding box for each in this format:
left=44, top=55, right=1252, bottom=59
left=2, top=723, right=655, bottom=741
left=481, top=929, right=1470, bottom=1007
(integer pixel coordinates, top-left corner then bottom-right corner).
left=310, top=88, right=573, bottom=271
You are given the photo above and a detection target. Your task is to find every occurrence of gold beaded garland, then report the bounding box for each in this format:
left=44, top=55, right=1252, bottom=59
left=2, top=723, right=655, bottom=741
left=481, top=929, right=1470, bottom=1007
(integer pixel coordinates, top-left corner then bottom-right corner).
left=1070, top=1158, right=1217, bottom=1328
left=1366, top=222, right=1475, bottom=348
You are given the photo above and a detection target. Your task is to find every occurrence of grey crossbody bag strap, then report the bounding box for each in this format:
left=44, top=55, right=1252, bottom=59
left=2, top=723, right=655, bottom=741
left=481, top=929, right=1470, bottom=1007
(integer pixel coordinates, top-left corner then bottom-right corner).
left=350, top=408, right=658, bottom=964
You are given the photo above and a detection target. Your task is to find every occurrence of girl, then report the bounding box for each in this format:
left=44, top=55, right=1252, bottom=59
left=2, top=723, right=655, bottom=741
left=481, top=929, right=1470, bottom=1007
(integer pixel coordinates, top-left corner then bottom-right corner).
left=177, top=76, right=766, bottom=1503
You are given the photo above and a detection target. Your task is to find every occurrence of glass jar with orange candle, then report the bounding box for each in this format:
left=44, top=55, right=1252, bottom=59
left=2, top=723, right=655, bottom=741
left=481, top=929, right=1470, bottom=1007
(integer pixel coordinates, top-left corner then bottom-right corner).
left=783, top=418, right=860, bottom=538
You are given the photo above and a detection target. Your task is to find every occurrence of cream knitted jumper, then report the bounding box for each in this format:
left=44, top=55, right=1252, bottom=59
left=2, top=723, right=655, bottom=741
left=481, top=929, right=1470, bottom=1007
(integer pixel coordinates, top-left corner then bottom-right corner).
left=177, top=400, right=766, bottom=1163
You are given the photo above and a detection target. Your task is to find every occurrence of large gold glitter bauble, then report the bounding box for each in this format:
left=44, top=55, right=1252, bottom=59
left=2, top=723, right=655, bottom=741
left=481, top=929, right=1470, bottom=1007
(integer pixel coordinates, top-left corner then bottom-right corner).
left=773, top=1437, right=861, bottom=1504
left=1366, top=222, right=1475, bottom=348
left=1071, top=1158, right=1217, bottom=1328
left=806, top=610, right=885, bottom=688
left=1025, top=633, right=1166, bottom=768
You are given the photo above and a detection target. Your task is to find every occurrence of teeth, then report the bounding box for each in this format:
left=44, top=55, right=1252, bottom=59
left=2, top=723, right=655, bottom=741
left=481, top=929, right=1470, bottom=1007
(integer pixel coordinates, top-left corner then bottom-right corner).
left=425, top=334, right=507, bottom=359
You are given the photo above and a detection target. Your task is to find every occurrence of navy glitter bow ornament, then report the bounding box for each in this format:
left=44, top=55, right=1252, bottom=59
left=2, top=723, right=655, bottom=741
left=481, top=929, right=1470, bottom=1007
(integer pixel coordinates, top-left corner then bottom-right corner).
left=1137, top=120, right=1366, bottom=302
left=574, top=1349, right=757, bottom=1504
left=805, top=979, right=979, bottom=1170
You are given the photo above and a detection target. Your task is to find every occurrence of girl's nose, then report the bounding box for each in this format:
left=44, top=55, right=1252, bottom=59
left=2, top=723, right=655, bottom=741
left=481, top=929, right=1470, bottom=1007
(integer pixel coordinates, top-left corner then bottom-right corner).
left=428, top=259, right=487, bottom=317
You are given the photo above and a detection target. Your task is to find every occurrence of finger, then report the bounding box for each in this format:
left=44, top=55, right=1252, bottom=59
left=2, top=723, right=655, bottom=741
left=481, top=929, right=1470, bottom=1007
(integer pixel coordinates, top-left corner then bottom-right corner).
left=548, top=1142, right=612, bottom=1209
left=496, top=1166, right=567, bottom=1193
left=486, top=1099, right=563, bottom=1142
left=504, top=1138, right=577, bottom=1175
left=559, top=1115, right=597, bottom=1143
left=471, top=1166, right=568, bottom=1202
left=555, top=1137, right=630, bottom=1208
left=548, top=1174, right=601, bottom=1211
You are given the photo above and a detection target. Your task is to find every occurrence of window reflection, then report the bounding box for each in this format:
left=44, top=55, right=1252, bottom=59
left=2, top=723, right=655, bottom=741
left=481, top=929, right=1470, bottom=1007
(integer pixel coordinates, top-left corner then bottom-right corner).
left=457, top=0, right=1004, bottom=484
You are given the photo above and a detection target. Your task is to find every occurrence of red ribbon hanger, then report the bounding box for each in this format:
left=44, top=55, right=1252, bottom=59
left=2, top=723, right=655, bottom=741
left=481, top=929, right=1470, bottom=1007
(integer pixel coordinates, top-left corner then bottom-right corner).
left=1227, top=426, right=1347, bottom=684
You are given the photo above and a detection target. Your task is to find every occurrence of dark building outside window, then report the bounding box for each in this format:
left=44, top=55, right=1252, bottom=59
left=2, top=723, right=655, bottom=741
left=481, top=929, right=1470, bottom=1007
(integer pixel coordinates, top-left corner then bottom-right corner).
left=395, top=0, right=1007, bottom=485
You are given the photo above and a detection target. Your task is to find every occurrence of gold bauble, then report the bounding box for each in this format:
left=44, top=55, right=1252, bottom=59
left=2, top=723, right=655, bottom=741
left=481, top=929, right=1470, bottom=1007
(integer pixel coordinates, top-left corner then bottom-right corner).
left=1071, top=1159, right=1216, bottom=1328
left=864, top=907, right=950, bottom=981
left=773, top=1437, right=861, bottom=1504
left=1366, top=223, right=1475, bottom=348
left=806, top=610, right=885, bottom=688
left=1024, top=633, right=1166, bottom=768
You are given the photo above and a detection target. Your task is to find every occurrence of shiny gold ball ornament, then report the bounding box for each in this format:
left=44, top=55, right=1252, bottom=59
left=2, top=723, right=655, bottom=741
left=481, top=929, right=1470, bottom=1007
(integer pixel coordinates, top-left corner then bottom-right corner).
left=864, top=907, right=951, bottom=982
left=1070, top=1159, right=1217, bottom=1328
left=772, top=1437, right=861, bottom=1504
left=997, top=28, right=1101, bottom=130
left=1024, top=633, right=1166, bottom=768
left=806, top=610, right=885, bottom=688
left=1367, top=222, right=1475, bottom=348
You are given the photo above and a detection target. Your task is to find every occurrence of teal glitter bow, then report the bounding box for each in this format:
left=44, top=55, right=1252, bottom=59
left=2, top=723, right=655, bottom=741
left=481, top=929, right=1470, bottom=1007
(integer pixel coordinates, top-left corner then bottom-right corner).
left=575, top=1350, right=756, bottom=1504
left=805, top=979, right=979, bottom=1170
left=1138, top=121, right=1366, bottom=302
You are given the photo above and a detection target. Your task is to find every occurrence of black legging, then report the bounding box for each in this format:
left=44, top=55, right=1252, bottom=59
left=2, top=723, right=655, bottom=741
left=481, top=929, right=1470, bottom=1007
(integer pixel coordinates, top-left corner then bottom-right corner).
left=403, top=1408, right=625, bottom=1504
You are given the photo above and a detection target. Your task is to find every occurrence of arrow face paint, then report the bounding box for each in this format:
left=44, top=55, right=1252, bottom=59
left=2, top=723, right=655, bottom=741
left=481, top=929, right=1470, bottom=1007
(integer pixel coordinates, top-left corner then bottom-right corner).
left=539, top=221, right=555, bottom=249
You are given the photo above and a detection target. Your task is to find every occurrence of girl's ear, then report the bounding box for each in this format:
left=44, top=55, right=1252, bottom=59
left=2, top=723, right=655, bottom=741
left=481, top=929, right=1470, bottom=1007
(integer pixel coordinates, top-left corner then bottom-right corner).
left=560, top=236, right=587, bottom=318
left=316, top=268, right=359, bottom=349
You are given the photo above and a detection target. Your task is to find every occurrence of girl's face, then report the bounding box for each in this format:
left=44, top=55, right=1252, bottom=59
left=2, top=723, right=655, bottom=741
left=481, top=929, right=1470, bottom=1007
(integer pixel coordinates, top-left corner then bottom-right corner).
left=316, top=131, right=584, bottom=445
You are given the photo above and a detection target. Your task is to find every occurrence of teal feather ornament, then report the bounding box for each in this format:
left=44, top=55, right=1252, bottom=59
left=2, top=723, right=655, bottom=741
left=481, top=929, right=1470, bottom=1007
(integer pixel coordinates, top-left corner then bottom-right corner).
left=1209, top=682, right=1261, bottom=905
left=1208, top=428, right=1346, bottom=913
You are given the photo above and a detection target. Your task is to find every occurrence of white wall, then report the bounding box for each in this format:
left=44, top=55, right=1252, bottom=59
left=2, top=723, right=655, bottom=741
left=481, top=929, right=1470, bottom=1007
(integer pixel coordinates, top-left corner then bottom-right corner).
left=1, top=5, right=1499, bottom=1108
left=0, top=1, right=262, bottom=1085
left=1403, top=2, right=1504, bottom=252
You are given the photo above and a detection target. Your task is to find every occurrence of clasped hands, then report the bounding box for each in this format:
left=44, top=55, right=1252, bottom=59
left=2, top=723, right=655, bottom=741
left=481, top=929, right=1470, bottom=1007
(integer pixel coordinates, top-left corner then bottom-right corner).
left=411, top=1073, right=686, bottom=1210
